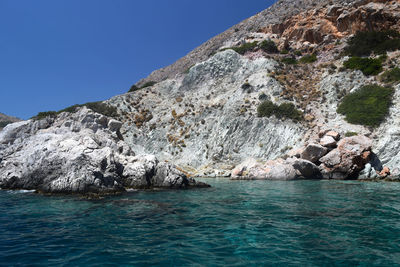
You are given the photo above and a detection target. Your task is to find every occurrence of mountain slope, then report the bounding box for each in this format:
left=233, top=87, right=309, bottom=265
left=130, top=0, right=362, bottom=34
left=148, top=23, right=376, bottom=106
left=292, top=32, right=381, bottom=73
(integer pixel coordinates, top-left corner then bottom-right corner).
left=107, top=0, right=400, bottom=178
left=0, top=112, right=20, bottom=129
left=137, top=0, right=359, bottom=87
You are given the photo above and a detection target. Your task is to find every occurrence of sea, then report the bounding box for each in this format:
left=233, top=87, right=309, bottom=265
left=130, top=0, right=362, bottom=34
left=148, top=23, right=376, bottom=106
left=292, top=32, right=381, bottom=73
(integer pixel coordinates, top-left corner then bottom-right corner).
left=1, top=178, right=400, bottom=266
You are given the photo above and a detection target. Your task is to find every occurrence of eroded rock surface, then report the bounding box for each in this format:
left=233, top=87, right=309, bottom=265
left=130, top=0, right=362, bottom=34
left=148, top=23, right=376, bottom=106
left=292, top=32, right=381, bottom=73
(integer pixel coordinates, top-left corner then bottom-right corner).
left=0, top=108, right=209, bottom=194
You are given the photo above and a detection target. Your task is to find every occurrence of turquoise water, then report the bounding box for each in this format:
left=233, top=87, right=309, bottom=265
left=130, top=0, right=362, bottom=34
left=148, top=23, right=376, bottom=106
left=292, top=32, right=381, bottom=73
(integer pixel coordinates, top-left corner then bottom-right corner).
left=1, top=179, right=400, bottom=266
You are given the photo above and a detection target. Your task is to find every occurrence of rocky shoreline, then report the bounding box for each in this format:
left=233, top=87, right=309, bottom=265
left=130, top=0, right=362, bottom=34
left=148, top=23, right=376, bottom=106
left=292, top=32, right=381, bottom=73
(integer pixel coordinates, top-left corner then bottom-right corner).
left=0, top=108, right=209, bottom=195
left=232, top=130, right=397, bottom=181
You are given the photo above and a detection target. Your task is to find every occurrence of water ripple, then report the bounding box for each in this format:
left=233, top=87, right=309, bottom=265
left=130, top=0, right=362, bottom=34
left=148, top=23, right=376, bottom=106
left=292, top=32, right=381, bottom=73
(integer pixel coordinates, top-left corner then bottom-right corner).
left=1, top=179, right=400, bottom=266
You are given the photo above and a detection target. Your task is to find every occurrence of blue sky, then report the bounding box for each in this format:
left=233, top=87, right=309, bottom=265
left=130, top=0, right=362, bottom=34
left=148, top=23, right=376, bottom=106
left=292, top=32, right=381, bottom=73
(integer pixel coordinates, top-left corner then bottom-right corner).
left=0, top=0, right=275, bottom=119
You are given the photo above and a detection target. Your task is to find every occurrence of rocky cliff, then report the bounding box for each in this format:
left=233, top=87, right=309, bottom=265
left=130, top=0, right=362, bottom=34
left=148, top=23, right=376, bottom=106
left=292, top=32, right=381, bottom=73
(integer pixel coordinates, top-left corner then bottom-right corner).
left=1, top=0, right=400, bottom=185
left=0, top=108, right=208, bottom=194
left=107, top=0, right=400, bottom=178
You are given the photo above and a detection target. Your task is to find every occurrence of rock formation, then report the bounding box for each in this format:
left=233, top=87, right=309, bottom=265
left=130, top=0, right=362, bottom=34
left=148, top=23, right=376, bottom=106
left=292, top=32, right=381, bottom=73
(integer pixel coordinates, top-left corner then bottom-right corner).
left=232, top=131, right=390, bottom=181
left=103, top=0, right=400, bottom=180
left=3, top=0, right=400, bottom=186
left=0, top=108, right=209, bottom=194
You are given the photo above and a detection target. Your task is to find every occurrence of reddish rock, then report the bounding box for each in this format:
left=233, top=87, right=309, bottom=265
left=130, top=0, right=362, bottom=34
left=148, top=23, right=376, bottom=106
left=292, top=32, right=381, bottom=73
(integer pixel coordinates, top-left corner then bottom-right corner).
left=325, top=131, right=340, bottom=141
left=319, top=136, right=372, bottom=179
left=379, top=166, right=390, bottom=178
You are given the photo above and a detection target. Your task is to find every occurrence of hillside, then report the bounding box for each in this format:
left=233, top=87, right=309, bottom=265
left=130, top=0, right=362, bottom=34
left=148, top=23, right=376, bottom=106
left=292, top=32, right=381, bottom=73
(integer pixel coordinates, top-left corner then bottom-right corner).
left=0, top=112, right=20, bottom=129
left=106, top=0, right=400, bottom=178
left=137, top=0, right=362, bottom=87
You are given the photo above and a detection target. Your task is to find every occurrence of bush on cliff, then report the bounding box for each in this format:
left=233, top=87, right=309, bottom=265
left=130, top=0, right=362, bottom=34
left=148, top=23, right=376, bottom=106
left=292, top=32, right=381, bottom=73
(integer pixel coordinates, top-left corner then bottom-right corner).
left=231, top=41, right=258, bottom=55
left=337, top=84, right=394, bottom=127
left=380, top=67, right=400, bottom=84
left=257, top=100, right=302, bottom=122
left=281, top=57, right=298, bottom=65
left=343, top=57, right=382, bottom=76
left=345, top=30, right=400, bottom=57
left=299, top=54, right=317, bottom=64
left=0, top=121, right=14, bottom=128
left=260, top=40, right=279, bottom=53
left=33, top=102, right=118, bottom=120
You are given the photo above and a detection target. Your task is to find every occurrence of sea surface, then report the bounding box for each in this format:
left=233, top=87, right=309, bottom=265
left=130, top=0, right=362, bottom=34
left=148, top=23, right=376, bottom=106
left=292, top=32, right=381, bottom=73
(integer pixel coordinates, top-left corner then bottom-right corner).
left=1, top=179, right=400, bottom=266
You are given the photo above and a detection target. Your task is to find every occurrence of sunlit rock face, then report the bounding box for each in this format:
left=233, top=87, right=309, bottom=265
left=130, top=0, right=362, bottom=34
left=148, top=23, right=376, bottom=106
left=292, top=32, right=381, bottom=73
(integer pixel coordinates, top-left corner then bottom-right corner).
left=0, top=107, right=208, bottom=194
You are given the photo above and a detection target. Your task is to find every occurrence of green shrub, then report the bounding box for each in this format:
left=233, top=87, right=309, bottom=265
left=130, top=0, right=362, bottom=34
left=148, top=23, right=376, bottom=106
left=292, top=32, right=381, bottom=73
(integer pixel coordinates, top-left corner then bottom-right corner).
left=299, top=54, right=317, bottom=64
left=337, top=84, right=394, bottom=127
left=280, top=49, right=289, bottom=55
left=33, top=102, right=118, bottom=120
left=128, top=85, right=139, bottom=92
left=345, top=30, right=400, bottom=56
left=140, top=81, right=157, bottom=89
left=260, top=40, right=278, bottom=53
left=231, top=41, right=258, bottom=55
left=257, top=100, right=302, bottom=121
left=281, top=57, right=298, bottom=65
left=294, top=50, right=302, bottom=56
left=83, top=102, right=119, bottom=118
left=380, top=67, right=400, bottom=84
left=345, top=131, right=358, bottom=137
left=343, top=57, right=382, bottom=76
left=32, top=111, right=58, bottom=120
left=0, top=121, right=13, bottom=128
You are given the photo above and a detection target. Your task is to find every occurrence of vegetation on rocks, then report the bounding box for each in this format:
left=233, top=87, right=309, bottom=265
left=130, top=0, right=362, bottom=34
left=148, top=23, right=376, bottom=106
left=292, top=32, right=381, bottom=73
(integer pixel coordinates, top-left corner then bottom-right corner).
left=0, top=121, right=14, bottom=128
left=337, top=84, right=394, bottom=127
left=259, top=40, right=279, bottom=53
left=345, top=30, right=400, bottom=57
left=32, top=102, right=118, bottom=120
left=345, top=131, right=358, bottom=137
left=231, top=41, right=258, bottom=55
left=225, top=39, right=278, bottom=55
left=380, top=67, right=400, bottom=84
left=257, top=100, right=302, bottom=122
left=128, top=81, right=157, bottom=92
left=281, top=57, right=298, bottom=65
left=299, top=54, right=317, bottom=64
left=343, top=57, right=382, bottom=76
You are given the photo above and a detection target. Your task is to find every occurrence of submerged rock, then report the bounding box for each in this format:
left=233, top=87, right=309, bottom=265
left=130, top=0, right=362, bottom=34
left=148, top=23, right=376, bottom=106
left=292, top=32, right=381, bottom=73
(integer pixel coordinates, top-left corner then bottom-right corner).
left=0, top=108, right=209, bottom=194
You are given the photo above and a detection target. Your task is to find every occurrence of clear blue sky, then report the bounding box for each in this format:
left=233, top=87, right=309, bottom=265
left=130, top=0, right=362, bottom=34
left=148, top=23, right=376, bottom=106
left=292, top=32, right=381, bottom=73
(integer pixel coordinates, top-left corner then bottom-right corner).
left=0, top=0, right=275, bottom=119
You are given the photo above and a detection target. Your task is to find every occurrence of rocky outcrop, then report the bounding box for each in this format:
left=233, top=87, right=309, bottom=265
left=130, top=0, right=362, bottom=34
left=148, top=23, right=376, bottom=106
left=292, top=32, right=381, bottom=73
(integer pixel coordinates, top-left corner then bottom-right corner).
left=259, top=0, right=400, bottom=51
left=107, top=50, right=306, bottom=174
left=0, top=108, right=209, bottom=194
left=319, top=135, right=373, bottom=179
left=231, top=131, right=390, bottom=181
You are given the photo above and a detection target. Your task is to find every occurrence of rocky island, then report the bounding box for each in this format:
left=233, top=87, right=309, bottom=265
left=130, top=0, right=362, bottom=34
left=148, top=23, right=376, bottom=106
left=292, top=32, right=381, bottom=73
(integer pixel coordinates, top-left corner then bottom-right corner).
left=1, top=0, right=400, bottom=194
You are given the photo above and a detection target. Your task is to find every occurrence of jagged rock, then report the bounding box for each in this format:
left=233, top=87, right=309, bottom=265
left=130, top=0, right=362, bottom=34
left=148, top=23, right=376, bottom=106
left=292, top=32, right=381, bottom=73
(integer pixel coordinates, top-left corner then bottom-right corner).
left=0, top=108, right=209, bottom=194
left=319, top=136, right=372, bottom=179
left=301, top=144, right=328, bottom=163
left=320, top=135, right=337, bottom=148
left=326, top=131, right=340, bottom=141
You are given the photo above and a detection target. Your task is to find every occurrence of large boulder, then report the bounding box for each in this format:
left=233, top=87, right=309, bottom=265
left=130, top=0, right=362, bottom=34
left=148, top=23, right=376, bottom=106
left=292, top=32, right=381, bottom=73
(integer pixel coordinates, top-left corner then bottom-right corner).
left=231, top=158, right=323, bottom=180
left=0, top=107, right=209, bottom=194
left=319, top=135, right=372, bottom=179
left=289, top=158, right=322, bottom=179
left=300, top=143, right=328, bottom=163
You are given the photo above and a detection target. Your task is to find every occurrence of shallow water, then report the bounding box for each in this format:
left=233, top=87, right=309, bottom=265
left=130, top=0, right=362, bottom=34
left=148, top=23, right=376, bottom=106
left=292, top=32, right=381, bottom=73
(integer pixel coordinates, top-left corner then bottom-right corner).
left=1, top=179, right=400, bottom=266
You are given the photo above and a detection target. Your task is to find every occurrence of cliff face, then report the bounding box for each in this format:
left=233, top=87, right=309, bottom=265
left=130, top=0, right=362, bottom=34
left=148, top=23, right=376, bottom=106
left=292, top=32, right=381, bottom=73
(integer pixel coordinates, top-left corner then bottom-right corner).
left=105, top=0, right=400, bottom=177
